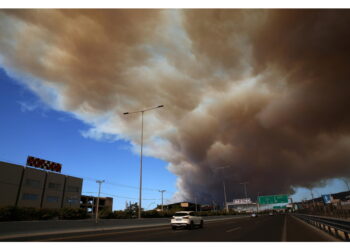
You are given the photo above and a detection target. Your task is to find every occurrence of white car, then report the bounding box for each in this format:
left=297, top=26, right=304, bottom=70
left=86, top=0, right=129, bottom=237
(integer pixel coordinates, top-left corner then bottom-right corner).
left=170, top=211, right=203, bottom=230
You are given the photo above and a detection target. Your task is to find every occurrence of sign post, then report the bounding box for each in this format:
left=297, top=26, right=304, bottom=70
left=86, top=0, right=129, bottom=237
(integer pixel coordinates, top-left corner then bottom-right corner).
left=321, top=194, right=333, bottom=204
left=258, top=195, right=289, bottom=205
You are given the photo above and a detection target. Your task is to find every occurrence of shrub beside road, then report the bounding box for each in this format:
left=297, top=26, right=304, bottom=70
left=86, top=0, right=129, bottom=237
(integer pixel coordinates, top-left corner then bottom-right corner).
left=0, top=206, right=89, bottom=221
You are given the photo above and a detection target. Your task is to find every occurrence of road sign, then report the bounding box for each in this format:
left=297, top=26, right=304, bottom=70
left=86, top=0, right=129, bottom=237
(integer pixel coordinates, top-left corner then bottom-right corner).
left=232, top=198, right=252, bottom=205
left=321, top=194, right=333, bottom=204
left=258, top=194, right=288, bottom=204
left=273, top=205, right=287, bottom=209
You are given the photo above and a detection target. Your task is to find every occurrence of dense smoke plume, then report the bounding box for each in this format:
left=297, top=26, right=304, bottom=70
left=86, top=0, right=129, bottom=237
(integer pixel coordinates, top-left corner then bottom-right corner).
left=1, top=9, right=350, bottom=204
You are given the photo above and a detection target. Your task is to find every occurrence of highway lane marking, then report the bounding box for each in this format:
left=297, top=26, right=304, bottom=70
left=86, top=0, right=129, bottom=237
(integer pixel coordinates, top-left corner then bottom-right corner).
left=37, top=225, right=170, bottom=242
left=226, top=227, right=241, bottom=233
left=3, top=217, right=245, bottom=241
left=281, top=215, right=287, bottom=241
left=225, top=221, right=239, bottom=225
left=40, top=218, right=241, bottom=241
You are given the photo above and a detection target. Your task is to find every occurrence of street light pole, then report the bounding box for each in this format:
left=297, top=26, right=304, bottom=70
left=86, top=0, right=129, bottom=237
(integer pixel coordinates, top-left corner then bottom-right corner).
left=342, top=179, right=350, bottom=192
left=139, top=110, right=144, bottom=219
left=95, top=180, right=105, bottom=223
left=257, top=192, right=260, bottom=213
left=123, top=105, right=164, bottom=219
left=159, top=190, right=166, bottom=211
left=240, top=182, right=249, bottom=199
left=310, top=189, right=316, bottom=208
left=215, top=166, right=229, bottom=213
left=222, top=181, right=227, bottom=212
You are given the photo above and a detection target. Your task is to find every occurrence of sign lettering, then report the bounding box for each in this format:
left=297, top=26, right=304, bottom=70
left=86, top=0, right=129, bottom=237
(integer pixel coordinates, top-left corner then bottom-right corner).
left=26, top=156, right=62, bottom=173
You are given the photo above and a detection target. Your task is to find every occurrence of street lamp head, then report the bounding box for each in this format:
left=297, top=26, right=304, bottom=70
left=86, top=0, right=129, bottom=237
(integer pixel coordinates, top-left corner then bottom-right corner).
left=123, top=112, right=129, bottom=115
left=157, top=105, right=164, bottom=108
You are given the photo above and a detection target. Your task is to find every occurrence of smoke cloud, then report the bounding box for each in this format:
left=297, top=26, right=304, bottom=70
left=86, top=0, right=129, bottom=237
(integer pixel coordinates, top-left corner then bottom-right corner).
left=1, top=9, right=350, bottom=204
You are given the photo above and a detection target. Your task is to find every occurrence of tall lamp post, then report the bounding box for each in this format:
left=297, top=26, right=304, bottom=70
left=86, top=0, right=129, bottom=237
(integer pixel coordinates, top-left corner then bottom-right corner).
left=215, top=166, right=229, bottom=213
left=239, top=182, right=249, bottom=212
left=123, top=105, right=164, bottom=219
left=240, top=182, right=249, bottom=199
left=342, top=178, right=350, bottom=192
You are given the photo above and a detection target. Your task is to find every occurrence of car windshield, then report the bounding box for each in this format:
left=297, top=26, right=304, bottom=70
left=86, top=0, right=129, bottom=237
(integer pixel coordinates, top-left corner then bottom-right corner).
left=174, top=213, right=189, bottom=216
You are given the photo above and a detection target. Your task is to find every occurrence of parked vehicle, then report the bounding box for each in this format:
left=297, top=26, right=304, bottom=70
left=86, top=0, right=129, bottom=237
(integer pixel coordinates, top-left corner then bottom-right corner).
left=170, top=211, right=203, bottom=230
left=251, top=213, right=257, bottom=218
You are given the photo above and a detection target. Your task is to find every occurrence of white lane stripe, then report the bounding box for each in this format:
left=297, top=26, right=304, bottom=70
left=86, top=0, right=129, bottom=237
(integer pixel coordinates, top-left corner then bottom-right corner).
left=282, top=215, right=287, bottom=241
left=226, top=227, right=241, bottom=233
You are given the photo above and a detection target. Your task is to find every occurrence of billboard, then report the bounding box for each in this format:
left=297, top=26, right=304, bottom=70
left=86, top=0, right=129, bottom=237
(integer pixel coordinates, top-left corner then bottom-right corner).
left=232, top=198, right=252, bottom=205
left=258, top=194, right=288, bottom=204
left=180, top=202, right=189, bottom=207
left=26, top=156, right=62, bottom=173
left=321, top=194, right=333, bottom=204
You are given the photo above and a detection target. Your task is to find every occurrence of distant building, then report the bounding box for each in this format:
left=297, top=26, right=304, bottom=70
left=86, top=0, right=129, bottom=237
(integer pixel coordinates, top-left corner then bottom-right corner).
left=227, top=203, right=258, bottom=213
left=80, top=195, right=113, bottom=214
left=295, top=190, right=350, bottom=209
left=155, top=202, right=201, bottom=211
left=0, top=161, right=82, bottom=209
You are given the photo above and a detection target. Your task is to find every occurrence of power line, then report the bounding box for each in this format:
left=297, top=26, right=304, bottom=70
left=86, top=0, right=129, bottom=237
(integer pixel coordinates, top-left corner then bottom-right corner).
left=78, top=175, right=161, bottom=192
left=99, top=192, right=171, bottom=201
left=100, top=192, right=166, bottom=201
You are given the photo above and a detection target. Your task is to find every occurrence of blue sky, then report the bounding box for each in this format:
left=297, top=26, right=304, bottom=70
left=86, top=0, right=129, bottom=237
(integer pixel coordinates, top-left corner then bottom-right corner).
left=0, top=68, right=177, bottom=210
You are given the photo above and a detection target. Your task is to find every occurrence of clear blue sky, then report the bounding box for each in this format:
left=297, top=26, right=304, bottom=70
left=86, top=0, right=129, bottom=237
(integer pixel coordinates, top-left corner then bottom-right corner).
left=0, top=67, right=177, bottom=210
left=1, top=67, right=349, bottom=211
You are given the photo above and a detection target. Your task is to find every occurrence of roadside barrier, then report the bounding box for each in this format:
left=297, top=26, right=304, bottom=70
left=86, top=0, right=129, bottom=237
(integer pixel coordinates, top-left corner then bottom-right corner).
left=293, top=213, right=350, bottom=241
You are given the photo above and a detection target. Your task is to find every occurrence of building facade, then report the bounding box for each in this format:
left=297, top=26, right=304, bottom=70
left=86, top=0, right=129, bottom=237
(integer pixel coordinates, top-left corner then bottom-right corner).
left=80, top=195, right=113, bottom=214
left=0, top=161, right=82, bottom=209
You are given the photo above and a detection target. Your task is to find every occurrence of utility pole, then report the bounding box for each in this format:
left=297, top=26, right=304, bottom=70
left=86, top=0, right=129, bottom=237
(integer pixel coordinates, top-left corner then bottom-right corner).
left=289, top=197, right=294, bottom=212
left=342, top=179, right=350, bottom=192
left=240, top=182, right=249, bottom=199
left=159, top=190, right=166, bottom=211
left=257, top=192, right=260, bottom=213
left=194, top=197, right=198, bottom=212
left=222, top=181, right=228, bottom=212
left=215, top=166, right=229, bottom=213
left=95, top=180, right=105, bottom=223
left=310, top=189, right=316, bottom=208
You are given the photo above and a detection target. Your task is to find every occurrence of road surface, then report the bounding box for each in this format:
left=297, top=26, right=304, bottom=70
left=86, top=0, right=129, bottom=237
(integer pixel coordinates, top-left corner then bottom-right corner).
left=3, top=214, right=337, bottom=242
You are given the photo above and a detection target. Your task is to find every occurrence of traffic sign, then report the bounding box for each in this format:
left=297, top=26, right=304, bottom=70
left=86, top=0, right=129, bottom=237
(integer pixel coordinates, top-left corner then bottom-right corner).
left=321, top=194, right=333, bottom=204
left=258, top=194, right=288, bottom=204
left=273, top=205, right=287, bottom=209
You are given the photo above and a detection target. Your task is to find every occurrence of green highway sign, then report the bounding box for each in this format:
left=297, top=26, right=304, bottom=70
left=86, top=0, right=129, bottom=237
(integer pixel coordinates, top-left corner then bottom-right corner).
left=258, top=194, right=289, bottom=204
left=273, top=205, right=287, bottom=209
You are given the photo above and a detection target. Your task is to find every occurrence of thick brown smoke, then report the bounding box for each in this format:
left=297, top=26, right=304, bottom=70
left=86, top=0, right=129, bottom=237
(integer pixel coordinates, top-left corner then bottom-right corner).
left=1, top=9, right=350, bottom=204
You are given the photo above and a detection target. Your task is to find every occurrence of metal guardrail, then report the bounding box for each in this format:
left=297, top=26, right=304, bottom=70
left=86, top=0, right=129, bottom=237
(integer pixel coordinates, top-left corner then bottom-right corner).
left=293, top=213, right=350, bottom=241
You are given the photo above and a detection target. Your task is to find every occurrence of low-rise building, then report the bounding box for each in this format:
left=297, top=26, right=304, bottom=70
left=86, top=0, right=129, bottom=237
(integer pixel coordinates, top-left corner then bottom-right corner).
left=80, top=195, right=113, bottom=214
left=0, top=161, right=82, bottom=209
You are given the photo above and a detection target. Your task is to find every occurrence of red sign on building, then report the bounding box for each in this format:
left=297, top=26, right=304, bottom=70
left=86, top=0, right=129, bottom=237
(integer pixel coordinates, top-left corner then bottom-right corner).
left=26, top=156, right=62, bottom=173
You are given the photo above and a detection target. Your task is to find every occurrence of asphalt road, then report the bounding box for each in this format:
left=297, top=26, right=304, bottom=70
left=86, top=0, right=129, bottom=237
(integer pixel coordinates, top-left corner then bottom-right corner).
left=6, top=214, right=337, bottom=242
